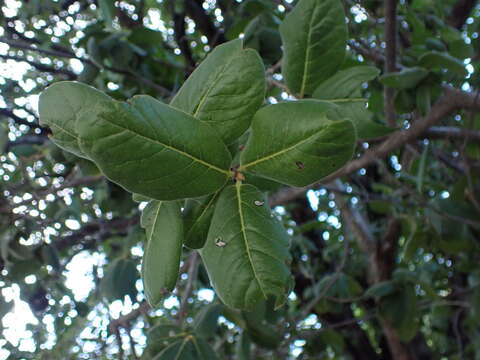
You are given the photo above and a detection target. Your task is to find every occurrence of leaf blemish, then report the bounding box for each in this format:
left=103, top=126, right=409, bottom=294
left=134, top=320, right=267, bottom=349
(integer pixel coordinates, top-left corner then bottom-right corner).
left=215, top=237, right=227, bottom=247
left=295, top=161, right=305, bottom=170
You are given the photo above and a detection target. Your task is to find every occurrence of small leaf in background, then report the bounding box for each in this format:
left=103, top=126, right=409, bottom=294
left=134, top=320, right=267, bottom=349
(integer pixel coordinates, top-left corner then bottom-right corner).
left=379, top=67, right=429, bottom=90
left=170, top=39, right=266, bottom=145
left=193, top=303, right=223, bottom=338
left=378, top=285, right=419, bottom=342
left=100, top=258, right=138, bottom=302
left=200, top=184, right=292, bottom=310
left=419, top=51, right=468, bottom=77
left=98, top=0, right=115, bottom=28
left=364, top=281, right=396, bottom=298
left=312, top=66, right=380, bottom=100
left=280, top=0, right=348, bottom=97
left=240, top=100, right=356, bottom=187
left=141, top=201, right=183, bottom=307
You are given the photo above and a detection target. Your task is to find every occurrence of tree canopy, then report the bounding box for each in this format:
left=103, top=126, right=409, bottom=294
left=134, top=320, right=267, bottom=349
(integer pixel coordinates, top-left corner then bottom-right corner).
left=0, top=0, right=480, bottom=359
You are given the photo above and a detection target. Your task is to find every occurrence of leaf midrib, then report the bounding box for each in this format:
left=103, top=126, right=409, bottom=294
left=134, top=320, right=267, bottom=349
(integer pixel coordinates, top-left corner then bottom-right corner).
left=240, top=125, right=328, bottom=170
left=299, top=2, right=319, bottom=97
left=235, top=183, right=267, bottom=300
left=192, top=50, right=240, bottom=118
left=100, top=117, right=230, bottom=176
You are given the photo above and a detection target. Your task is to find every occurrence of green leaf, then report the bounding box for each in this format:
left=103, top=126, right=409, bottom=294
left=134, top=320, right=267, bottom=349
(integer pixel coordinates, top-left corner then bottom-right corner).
left=280, top=0, right=348, bottom=97
left=240, top=100, right=356, bottom=187
left=40, top=82, right=231, bottom=200
left=183, top=193, right=220, bottom=249
left=170, top=39, right=266, bottom=144
left=100, top=258, right=138, bottom=302
left=379, top=67, right=429, bottom=89
left=364, top=281, right=396, bottom=298
left=193, top=304, right=222, bottom=338
left=235, top=332, right=252, bottom=360
left=379, top=285, right=419, bottom=342
left=39, top=81, right=110, bottom=159
left=98, top=0, right=115, bottom=28
left=153, top=336, right=219, bottom=360
left=141, top=201, right=183, bottom=306
left=419, top=51, right=468, bottom=77
left=326, top=100, right=394, bottom=140
left=200, top=184, right=291, bottom=310
left=312, top=66, right=380, bottom=100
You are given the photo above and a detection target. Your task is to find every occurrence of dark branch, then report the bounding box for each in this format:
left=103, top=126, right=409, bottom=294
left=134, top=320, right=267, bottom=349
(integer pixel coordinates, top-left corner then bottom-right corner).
left=448, top=0, right=478, bottom=29
left=384, top=0, right=398, bottom=127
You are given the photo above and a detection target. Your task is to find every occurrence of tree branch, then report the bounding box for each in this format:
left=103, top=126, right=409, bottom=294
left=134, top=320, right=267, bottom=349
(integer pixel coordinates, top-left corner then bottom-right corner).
left=269, top=87, right=480, bottom=207
left=448, top=0, right=478, bottom=29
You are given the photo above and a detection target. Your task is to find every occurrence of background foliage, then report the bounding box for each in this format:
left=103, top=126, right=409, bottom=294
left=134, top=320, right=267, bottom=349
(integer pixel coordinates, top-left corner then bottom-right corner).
left=1, top=0, right=480, bottom=359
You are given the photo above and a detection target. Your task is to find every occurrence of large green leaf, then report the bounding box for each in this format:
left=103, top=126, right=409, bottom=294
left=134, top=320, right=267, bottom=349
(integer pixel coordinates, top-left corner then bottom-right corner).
left=312, top=66, right=380, bottom=100
left=183, top=193, right=221, bottom=249
left=239, top=101, right=356, bottom=187
left=69, top=89, right=231, bottom=200
left=170, top=39, right=266, bottom=144
left=39, top=81, right=110, bottom=159
left=200, top=184, right=291, bottom=310
left=141, top=201, right=183, bottom=306
left=280, top=0, right=347, bottom=97
left=40, top=82, right=232, bottom=200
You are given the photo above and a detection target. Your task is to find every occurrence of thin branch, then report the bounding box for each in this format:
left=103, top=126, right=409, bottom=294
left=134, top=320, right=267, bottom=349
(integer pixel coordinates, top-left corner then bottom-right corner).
left=384, top=0, right=398, bottom=127
left=0, top=54, right=77, bottom=79
left=426, top=126, right=480, bottom=141
left=109, top=301, right=151, bottom=334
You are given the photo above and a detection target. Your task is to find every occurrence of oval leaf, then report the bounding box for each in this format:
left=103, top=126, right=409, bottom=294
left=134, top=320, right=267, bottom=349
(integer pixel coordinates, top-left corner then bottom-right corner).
left=280, top=0, right=348, bottom=97
left=170, top=39, right=266, bottom=145
left=74, top=90, right=231, bottom=200
left=200, top=184, right=291, bottom=310
left=240, top=101, right=356, bottom=187
left=419, top=51, right=468, bottom=77
left=141, top=201, right=183, bottom=307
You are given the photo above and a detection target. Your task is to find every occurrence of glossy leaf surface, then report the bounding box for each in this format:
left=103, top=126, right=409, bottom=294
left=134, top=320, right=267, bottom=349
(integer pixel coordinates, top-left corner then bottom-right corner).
left=240, top=101, right=356, bottom=187
left=170, top=39, right=265, bottom=144
left=200, top=184, right=291, bottom=310
left=280, top=0, right=347, bottom=97
left=74, top=90, right=232, bottom=200
left=141, top=201, right=183, bottom=307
